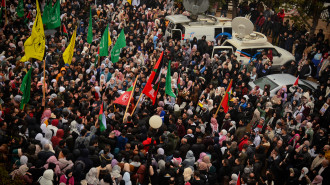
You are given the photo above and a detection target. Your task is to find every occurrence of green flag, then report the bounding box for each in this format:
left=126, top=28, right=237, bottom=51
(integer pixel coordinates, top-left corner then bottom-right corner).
left=20, top=68, right=33, bottom=110
left=42, top=0, right=51, bottom=25
left=46, top=0, right=61, bottom=29
left=99, top=25, right=109, bottom=56
left=110, top=29, right=126, bottom=63
left=165, top=61, right=176, bottom=98
left=87, top=7, right=93, bottom=44
left=17, top=0, right=24, bottom=18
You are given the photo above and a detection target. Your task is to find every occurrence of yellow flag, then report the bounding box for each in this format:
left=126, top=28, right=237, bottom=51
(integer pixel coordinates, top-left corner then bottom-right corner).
left=21, top=0, right=45, bottom=62
left=198, top=101, right=203, bottom=108
left=63, top=27, right=77, bottom=65
left=127, top=0, right=132, bottom=5
left=108, top=30, right=112, bottom=46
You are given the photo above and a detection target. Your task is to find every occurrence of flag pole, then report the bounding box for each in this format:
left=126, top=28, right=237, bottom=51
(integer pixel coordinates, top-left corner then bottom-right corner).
left=123, top=75, right=139, bottom=123
left=42, top=59, right=46, bottom=108
left=131, top=91, right=143, bottom=116
left=214, top=79, right=233, bottom=118
left=97, top=46, right=101, bottom=67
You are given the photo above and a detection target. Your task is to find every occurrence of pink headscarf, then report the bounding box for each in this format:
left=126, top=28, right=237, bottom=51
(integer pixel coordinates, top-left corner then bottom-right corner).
left=44, top=156, right=61, bottom=175
left=210, top=118, right=218, bottom=133
left=116, top=72, right=124, bottom=81
left=197, top=152, right=207, bottom=163
left=219, top=129, right=227, bottom=146
left=41, top=110, right=51, bottom=124
left=289, top=134, right=300, bottom=148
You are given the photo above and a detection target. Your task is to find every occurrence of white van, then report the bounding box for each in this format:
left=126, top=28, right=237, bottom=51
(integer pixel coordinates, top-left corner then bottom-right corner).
left=212, top=32, right=295, bottom=71
left=164, top=14, right=232, bottom=43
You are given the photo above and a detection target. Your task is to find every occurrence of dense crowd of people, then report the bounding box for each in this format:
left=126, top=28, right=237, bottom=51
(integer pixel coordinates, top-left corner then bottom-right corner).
left=0, top=0, right=329, bottom=185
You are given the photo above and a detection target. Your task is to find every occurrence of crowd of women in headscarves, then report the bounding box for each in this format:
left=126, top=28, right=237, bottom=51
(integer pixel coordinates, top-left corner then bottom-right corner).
left=0, top=0, right=330, bottom=185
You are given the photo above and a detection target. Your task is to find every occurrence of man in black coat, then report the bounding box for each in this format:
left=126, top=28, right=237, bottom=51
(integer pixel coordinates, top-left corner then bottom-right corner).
left=191, top=137, right=206, bottom=159
left=268, top=149, right=285, bottom=185
left=37, top=144, right=55, bottom=165
left=282, top=60, right=297, bottom=75
left=285, top=33, right=295, bottom=53
left=179, top=138, right=191, bottom=160
left=197, top=36, right=208, bottom=55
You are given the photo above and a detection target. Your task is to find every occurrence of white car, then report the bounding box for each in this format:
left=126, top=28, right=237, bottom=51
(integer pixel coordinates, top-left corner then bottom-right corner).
left=212, top=31, right=295, bottom=71
left=248, top=74, right=318, bottom=97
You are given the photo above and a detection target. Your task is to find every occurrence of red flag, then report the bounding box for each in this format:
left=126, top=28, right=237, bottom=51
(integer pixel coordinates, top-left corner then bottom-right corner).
left=221, top=79, right=233, bottom=113
left=236, top=173, right=241, bottom=185
left=114, top=76, right=138, bottom=106
left=26, top=12, right=31, bottom=19
left=294, top=75, right=299, bottom=86
left=142, top=51, right=164, bottom=105
left=1, top=0, right=5, bottom=7
left=177, top=73, right=181, bottom=91
left=113, top=86, right=134, bottom=105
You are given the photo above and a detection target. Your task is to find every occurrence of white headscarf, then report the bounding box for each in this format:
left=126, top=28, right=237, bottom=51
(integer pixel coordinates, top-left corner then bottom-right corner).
left=123, top=172, right=132, bottom=185
left=38, top=169, right=54, bottom=185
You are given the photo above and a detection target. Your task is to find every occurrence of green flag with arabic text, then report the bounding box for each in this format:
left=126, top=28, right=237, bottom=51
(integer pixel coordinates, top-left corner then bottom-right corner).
left=110, top=29, right=126, bottom=63
left=17, top=0, right=24, bottom=18
left=87, top=7, right=93, bottom=44
left=46, top=0, right=61, bottom=29
left=99, top=24, right=109, bottom=56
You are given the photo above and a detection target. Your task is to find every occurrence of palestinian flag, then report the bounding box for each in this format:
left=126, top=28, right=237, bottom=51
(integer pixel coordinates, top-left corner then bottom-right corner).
left=98, top=103, right=107, bottom=132
left=221, top=79, right=233, bottom=113
left=0, top=0, right=5, bottom=23
left=94, top=47, right=99, bottom=67
left=62, top=24, right=68, bottom=36
left=142, top=51, right=164, bottom=105
left=0, top=0, right=4, bottom=10
left=24, top=11, right=31, bottom=24
left=294, top=75, right=299, bottom=86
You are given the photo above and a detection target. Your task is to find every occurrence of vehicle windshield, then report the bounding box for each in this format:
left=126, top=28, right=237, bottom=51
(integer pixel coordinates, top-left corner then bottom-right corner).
left=167, top=22, right=175, bottom=33
left=213, top=48, right=232, bottom=57
left=254, top=77, right=278, bottom=91
left=301, top=80, right=316, bottom=90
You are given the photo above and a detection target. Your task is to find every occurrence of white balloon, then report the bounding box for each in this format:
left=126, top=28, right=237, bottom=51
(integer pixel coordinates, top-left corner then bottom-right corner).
left=149, top=115, right=162, bottom=129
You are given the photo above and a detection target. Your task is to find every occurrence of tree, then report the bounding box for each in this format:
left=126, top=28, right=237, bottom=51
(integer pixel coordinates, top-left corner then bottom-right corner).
left=286, top=0, right=327, bottom=34
left=264, top=0, right=327, bottom=34
left=0, top=165, right=25, bottom=185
